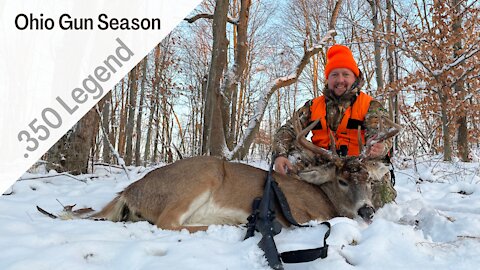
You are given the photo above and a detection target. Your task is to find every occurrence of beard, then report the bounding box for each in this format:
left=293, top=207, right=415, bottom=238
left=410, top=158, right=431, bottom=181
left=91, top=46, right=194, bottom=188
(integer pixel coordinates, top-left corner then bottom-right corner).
left=323, top=76, right=364, bottom=131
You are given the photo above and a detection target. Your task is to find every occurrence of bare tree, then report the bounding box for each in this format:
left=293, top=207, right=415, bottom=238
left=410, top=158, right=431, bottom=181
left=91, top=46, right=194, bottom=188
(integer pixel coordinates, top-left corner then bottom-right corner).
left=101, top=91, right=112, bottom=163
left=366, top=0, right=384, bottom=91
left=144, top=45, right=161, bottom=164
left=117, top=78, right=127, bottom=156
left=452, top=0, right=468, bottom=161
left=134, top=57, right=148, bottom=166
left=224, top=0, right=251, bottom=149
left=124, top=67, right=138, bottom=165
left=46, top=97, right=107, bottom=174
left=202, top=0, right=229, bottom=156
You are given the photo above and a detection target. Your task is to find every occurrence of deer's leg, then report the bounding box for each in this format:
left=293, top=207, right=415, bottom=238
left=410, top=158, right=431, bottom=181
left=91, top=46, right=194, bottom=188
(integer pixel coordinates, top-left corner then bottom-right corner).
left=154, top=191, right=212, bottom=232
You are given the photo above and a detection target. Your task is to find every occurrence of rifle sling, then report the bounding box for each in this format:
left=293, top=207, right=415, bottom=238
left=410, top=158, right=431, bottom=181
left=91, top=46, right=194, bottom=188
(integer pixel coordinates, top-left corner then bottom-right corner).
left=270, top=178, right=331, bottom=263
left=280, top=221, right=331, bottom=263
left=271, top=180, right=308, bottom=227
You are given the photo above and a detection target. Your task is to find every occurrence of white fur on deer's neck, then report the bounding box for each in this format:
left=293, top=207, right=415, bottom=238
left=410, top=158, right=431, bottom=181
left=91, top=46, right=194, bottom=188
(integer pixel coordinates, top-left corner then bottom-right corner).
left=180, top=191, right=249, bottom=226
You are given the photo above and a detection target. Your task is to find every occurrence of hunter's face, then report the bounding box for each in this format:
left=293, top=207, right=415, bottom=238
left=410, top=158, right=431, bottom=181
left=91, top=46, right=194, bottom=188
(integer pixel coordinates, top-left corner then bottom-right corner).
left=327, top=68, right=356, bottom=97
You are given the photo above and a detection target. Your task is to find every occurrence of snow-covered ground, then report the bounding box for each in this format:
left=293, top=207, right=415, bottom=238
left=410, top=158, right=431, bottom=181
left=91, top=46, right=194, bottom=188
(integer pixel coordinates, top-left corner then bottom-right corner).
left=1, top=156, right=480, bottom=270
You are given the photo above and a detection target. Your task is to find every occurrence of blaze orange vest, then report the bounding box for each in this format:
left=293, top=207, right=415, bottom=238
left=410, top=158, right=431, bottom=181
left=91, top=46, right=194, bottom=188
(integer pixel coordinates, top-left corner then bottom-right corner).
left=310, top=92, right=373, bottom=156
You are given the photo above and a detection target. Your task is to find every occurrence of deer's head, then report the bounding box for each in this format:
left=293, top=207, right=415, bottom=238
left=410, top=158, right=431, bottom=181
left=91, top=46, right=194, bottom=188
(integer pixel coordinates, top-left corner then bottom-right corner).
left=293, top=113, right=401, bottom=222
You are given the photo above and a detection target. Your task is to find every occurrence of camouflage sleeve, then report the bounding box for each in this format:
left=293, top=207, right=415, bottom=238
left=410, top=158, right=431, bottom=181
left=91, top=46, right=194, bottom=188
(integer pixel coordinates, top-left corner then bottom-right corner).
left=364, top=99, right=393, bottom=157
left=272, top=101, right=313, bottom=157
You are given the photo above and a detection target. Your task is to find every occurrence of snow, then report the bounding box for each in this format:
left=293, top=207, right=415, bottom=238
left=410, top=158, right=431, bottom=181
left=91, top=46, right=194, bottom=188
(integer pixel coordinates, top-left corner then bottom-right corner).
left=1, top=157, right=480, bottom=270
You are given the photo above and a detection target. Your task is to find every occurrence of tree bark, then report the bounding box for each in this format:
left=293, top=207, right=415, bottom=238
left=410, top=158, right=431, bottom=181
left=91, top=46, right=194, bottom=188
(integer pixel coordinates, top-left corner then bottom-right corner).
left=439, top=89, right=452, bottom=161
left=161, top=88, right=172, bottom=162
left=117, top=79, right=127, bottom=156
left=367, top=0, right=384, bottom=91
left=203, top=0, right=229, bottom=156
left=46, top=98, right=106, bottom=174
left=386, top=0, right=399, bottom=151
left=124, top=67, right=138, bottom=165
left=226, top=0, right=251, bottom=149
left=134, top=57, right=148, bottom=166
left=452, top=0, right=469, bottom=161
left=101, top=91, right=112, bottom=163
left=152, top=97, right=160, bottom=163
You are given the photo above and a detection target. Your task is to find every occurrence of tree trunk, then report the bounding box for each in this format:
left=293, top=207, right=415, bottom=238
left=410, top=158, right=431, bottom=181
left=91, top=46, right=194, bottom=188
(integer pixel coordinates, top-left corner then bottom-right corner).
left=367, top=0, right=384, bottom=91
left=102, top=91, right=112, bottom=163
left=134, top=57, right=148, bottom=166
left=117, top=78, right=127, bottom=156
left=201, top=73, right=211, bottom=155
left=152, top=97, right=160, bottom=163
left=109, top=88, right=118, bottom=153
left=439, top=89, right=452, bottom=161
left=386, top=0, right=399, bottom=151
left=147, top=44, right=163, bottom=163
left=226, top=0, right=251, bottom=150
left=144, top=98, right=156, bottom=163
left=124, top=67, right=138, bottom=165
left=161, top=88, right=171, bottom=162
left=46, top=98, right=106, bottom=174
left=204, top=0, right=229, bottom=156
left=235, top=76, right=246, bottom=144
left=452, top=0, right=469, bottom=161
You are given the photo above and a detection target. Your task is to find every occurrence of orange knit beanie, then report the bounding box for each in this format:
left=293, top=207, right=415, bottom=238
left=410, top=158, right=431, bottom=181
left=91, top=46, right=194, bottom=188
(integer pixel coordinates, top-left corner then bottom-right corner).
left=324, top=45, right=360, bottom=78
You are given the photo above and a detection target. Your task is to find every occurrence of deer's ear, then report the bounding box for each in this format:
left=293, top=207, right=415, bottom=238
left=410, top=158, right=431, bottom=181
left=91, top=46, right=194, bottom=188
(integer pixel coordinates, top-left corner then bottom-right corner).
left=298, top=165, right=335, bottom=185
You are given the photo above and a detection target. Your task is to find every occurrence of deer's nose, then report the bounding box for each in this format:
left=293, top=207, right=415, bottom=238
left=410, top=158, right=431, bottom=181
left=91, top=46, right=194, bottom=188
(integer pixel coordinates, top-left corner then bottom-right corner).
left=358, top=205, right=375, bottom=222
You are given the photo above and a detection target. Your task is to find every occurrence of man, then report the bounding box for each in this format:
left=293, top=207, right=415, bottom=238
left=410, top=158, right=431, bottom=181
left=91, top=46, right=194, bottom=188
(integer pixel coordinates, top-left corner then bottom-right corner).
left=272, top=44, right=396, bottom=209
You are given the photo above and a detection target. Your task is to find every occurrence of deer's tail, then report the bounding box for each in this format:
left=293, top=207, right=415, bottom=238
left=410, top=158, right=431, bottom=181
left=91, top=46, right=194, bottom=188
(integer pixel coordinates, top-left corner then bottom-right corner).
left=90, top=193, right=129, bottom=222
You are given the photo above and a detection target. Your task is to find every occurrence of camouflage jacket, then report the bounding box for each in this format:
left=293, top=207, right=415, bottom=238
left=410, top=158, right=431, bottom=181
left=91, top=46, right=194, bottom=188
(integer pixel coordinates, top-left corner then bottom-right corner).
left=273, top=74, right=392, bottom=165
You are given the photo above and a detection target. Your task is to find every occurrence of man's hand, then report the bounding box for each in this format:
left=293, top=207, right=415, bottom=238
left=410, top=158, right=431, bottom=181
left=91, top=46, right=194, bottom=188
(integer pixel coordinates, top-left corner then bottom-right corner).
left=274, top=156, right=294, bottom=175
left=367, top=142, right=386, bottom=158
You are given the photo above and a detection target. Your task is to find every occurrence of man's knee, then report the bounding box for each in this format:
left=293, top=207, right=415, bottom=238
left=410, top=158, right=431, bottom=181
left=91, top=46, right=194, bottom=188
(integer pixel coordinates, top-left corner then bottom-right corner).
left=371, top=172, right=397, bottom=209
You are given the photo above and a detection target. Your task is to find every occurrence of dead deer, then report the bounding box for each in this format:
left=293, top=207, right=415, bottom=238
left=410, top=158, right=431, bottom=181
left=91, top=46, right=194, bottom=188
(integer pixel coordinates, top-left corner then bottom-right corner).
left=91, top=115, right=401, bottom=232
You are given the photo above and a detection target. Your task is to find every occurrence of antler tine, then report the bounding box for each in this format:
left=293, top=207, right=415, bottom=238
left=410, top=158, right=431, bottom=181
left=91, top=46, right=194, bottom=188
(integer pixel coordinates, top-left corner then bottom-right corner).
left=293, top=112, right=337, bottom=161
left=293, top=111, right=312, bottom=138
left=363, top=116, right=402, bottom=159
left=368, top=116, right=402, bottom=146
left=358, top=126, right=365, bottom=158
left=328, top=130, right=338, bottom=156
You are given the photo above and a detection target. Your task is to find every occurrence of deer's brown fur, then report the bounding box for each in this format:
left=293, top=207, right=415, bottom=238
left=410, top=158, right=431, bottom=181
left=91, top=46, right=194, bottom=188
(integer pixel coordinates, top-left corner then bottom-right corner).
left=93, top=114, right=400, bottom=232
left=92, top=156, right=377, bottom=232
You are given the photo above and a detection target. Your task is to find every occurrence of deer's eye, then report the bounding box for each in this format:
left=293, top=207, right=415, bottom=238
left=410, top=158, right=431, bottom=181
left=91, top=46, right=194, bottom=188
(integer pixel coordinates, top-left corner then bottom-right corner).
left=339, top=180, right=349, bottom=187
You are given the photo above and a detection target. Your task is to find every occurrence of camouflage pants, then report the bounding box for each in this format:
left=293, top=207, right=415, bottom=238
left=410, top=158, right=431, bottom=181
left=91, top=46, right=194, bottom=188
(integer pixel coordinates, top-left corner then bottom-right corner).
left=371, top=170, right=397, bottom=209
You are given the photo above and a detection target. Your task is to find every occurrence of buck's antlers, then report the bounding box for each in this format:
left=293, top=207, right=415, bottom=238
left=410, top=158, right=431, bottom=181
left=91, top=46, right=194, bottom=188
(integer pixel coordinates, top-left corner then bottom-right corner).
left=293, top=112, right=339, bottom=162
left=292, top=111, right=401, bottom=161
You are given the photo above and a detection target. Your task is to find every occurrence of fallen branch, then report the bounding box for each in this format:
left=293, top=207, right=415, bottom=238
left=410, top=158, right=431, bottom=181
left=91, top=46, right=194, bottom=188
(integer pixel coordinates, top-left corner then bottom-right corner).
left=18, top=172, right=87, bottom=183
left=93, top=162, right=125, bottom=169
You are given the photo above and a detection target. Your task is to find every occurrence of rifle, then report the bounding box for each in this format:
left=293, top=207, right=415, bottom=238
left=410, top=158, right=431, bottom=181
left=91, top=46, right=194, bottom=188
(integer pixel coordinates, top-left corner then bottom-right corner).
left=255, top=154, right=284, bottom=269
left=245, top=154, right=331, bottom=269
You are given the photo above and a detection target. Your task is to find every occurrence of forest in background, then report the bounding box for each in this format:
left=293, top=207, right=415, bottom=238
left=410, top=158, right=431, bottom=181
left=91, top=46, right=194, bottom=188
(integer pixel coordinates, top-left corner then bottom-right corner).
left=42, top=0, right=480, bottom=174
